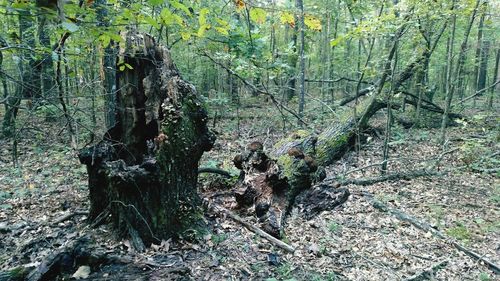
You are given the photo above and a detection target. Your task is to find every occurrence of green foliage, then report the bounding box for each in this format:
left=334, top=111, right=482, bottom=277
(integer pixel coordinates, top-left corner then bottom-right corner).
left=446, top=222, right=471, bottom=242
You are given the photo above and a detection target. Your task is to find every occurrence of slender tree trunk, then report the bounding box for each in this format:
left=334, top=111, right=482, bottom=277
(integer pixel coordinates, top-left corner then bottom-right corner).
left=297, top=0, right=306, bottom=121
left=3, top=9, right=40, bottom=137
left=441, top=0, right=479, bottom=145
left=95, top=0, right=117, bottom=129
left=37, top=7, right=55, bottom=99
left=488, top=48, right=499, bottom=109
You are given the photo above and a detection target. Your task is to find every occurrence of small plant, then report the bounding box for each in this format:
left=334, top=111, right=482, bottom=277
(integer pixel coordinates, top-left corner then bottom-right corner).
left=459, top=141, right=487, bottom=166
left=478, top=272, right=491, bottom=281
left=211, top=233, right=228, bottom=245
left=276, top=262, right=294, bottom=279
left=446, top=222, right=471, bottom=242
left=328, top=221, right=341, bottom=233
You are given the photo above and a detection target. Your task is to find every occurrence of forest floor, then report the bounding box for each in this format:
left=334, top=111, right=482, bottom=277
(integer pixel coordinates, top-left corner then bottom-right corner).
left=0, top=102, right=498, bottom=280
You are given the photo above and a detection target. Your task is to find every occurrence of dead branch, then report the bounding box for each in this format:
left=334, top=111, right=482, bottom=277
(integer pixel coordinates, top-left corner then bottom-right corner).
left=404, top=260, right=448, bottom=281
left=333, top=169, right=440, bottom=186
left=51, top=210, right=88, bottom=226
left=209, top=204, right=295, bottom=253
left=364, top=192, right=500, bottom=274
left=198, top=167, right=232, bottom=178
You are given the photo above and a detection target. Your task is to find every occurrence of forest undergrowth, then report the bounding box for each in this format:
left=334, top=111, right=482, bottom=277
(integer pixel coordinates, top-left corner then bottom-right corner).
left=0, top=100, right=498, bottom=280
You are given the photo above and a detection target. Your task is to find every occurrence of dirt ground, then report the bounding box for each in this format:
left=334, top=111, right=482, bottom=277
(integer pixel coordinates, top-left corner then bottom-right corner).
left=0, top=104, right=498, bottom=280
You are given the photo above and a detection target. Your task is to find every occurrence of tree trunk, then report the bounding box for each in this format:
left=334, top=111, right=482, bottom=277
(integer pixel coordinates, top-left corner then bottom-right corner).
left=36, top=5, right=55, bottom=99
left=441, top=0, right=479, bottom=144
left=2, top=9, right=40, bottom=138
left=78, top=32, right=215, bottom=249
left=488, top=48, right=499, bottom=109
left=95, top=0, right=117, bottom=129
left=297, top=0, right=306, bottom=120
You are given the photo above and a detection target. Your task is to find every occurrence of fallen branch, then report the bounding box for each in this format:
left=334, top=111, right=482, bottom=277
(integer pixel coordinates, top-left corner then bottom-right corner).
left=333, top=169, right=440, bottom=186
left=51, top=210, right=88, bottom=226
left=198, top=167, right=232, bottom=178
left=364, top=192, right=500, bottom=274
left=209, top=204, right=295, bottom=253
left=404, top=260, right=448, bottom=281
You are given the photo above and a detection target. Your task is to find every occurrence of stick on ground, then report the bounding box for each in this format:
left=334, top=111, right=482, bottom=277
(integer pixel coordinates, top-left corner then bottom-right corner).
left=210, top=204, right=295, bottom=253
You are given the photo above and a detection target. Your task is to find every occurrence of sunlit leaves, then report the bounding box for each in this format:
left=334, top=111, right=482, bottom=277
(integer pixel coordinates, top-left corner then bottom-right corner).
left=160, top=7, right=183, bottom=26
left=215, top=18, right=230, bottom=35
left=280, top=12, right=295, bottom=28
left=197, top=8, right=211, bottom=37
left=234, top=0, right=245, bottom=11
left=304, top=15, right=321, bottom=31
left=169, top=0, right=191, bottom=16
left=148, top=0, right=163, bottom=6
left=249, top=8, right=266, bottom=24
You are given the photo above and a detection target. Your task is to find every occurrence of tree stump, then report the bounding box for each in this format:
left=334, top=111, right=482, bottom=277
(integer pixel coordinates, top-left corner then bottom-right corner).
left=78, top=32, right=215, bottom=248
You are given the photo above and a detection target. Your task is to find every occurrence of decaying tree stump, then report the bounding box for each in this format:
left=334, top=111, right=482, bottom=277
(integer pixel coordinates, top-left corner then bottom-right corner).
left=78, top=32, right=215, bottom=248
left=232, top=141, right=342, bottom=237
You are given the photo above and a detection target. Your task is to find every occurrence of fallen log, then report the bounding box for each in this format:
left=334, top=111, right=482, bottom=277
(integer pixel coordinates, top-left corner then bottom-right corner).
left=364, top=192, right=500, bottom=275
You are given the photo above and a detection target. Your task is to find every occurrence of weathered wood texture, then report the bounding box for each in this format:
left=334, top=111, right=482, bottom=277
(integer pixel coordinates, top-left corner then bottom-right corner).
left=79, top=32, right=214, bottom=247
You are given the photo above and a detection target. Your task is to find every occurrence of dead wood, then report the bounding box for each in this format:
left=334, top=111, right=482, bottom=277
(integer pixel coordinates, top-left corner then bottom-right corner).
left=364, top=192, right=500, bottom=274
left=404, top=260, right=448, bottom=281
left=209, top=204, right=295, bottom=253
left=78, top=31, right=215, bottom=247
left=198, top=167, right=232, bottom=178
left=333, top=169, right=440, bottom=186
left=51, top=210, right=88, bottom=226
left=294, top=185, right=350, bottom=219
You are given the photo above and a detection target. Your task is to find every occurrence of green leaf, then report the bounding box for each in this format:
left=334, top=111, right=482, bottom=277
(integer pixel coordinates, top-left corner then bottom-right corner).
left=180, top=31, right=191, bottom=40
left=62, top=22, right=79, bottom=33
left=169, top=0, right=191, bottom=16
left=249, top=8, right=266, bottom=24
left=199, top=8, right=209, bottom=26
left=304, top=15, right=321, bottom=31
left=143, top=15, right=161, bottom=29
left=148, top=0, right=164, bottom=6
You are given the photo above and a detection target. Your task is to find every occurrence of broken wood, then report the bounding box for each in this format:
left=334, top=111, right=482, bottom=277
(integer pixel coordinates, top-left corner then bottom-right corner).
left=209, top=204, right=295, bottom=253
left=364, top=192, right=500, bottom=274
left=51, top=210, right=88, bottom=226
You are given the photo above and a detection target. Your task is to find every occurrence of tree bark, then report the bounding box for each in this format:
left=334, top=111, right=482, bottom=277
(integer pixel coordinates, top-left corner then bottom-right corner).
left=36, top=4, right=56, bottom=99
left=297, top=0, right=306, bottom=120
left=78, top=32, right=215, bottom=248
left=95, top=0, right=117, bottom=129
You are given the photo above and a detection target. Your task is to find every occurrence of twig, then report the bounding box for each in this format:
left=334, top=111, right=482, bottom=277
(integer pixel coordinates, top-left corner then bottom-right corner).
left=209, top=204, right=295, bottom=253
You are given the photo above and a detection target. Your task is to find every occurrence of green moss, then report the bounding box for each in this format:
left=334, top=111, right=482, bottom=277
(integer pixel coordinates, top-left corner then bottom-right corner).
left=273, top=130, right=311, bottom=152
left=316, top=130, right=352, bottom=165
left=277, top=154, right=295, bottom=179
